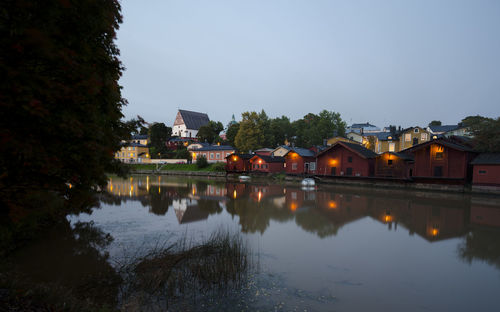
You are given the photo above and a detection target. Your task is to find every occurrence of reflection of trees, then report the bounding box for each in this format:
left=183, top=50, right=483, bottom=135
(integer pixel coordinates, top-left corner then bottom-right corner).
left=458, top=228, right=500, bottom=270
left=149, top=191, right=173, bottom=216
left=294, top=209, right=341, bottom=238
left=198, top=199, right=223, bottom=215
left=3, top=220, right=120, bottom=309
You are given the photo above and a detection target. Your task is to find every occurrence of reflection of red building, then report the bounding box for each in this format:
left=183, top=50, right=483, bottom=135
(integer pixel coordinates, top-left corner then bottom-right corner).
left=470, top=153, right=500, bottom=187
left=249, top=155, right=285, bottom=173
left=374, top=152, right=414, bottom=179
left=316, top=141, right=377, bottom=177
left=284, top=148, right=316, bottom=175
left=225, top=153, right=253, bottom=173
left=470, top=197, right=500, bottom=227
left=403, top=138, right=476, bottom=182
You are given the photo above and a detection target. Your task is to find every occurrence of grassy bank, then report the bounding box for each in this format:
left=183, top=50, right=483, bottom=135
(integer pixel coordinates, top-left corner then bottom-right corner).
left=127, top=163, right=225, bottom=172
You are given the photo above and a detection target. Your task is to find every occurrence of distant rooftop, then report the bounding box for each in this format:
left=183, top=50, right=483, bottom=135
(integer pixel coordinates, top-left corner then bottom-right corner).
left=196, top=145, right=235, bottom=151
left=428, top=125, right=459, bottom=133
left=178, top=109, right=210, bottom=130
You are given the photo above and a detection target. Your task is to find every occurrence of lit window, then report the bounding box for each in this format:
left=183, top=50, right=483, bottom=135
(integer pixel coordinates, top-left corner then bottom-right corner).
left=405, top=133, right=411, bottom=142
left=389, top=143, right=395, bottom=152
left=421, top=133, right=428, bottom=141
left=292, top=163, right=298, bottom=170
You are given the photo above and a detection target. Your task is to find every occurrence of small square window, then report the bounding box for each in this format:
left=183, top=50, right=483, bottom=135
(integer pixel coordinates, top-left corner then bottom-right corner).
left=388, top=159, right=393, bottom=165
left=479, top=170, right=487, bottom=174
left=435, top=152, right=443, bottom=160
left=414, top=128, right=419, bottom=133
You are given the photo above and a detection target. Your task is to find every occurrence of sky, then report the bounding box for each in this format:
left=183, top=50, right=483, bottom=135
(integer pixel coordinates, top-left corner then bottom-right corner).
left=117, top=0, right=500, bottom=130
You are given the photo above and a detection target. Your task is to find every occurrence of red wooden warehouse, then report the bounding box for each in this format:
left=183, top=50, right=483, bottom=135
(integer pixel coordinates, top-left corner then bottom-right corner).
left=316, top=141, right=378, bottom=177
left=470, top=153, right=500, bottom=187
left=225, top=153, right=253, bottom=173
left=374, top=152, right=414, bottom=179
left=402, top=138, right=476, bottom=182
left=284, top=147, right=317, bottom=175
left=249, top=155, right=285, bottom=173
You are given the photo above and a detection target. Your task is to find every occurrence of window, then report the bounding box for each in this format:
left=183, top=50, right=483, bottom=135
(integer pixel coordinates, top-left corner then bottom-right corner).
left=348, top=156, right=353, bottom=163
left=292, top=163, right=298, bottom=170
left=331, top=167, right=336, bottom=175
left=421, top=133, right=428, bottom=141
left=310, top=162, right=316, bottom=171
left=264, top=164, right=268, bottom=169
left=405, top=133, right=411, bottom=142
left=210, top=153, right=214, bottom=159
left=414, top=128, right=419, bottom=133
left=389, top=143, right=395, bottom=152
left=479, top=170, right=487, bottom=174
left=346, top=167, right=353, bottom=176
left=388, top=159, right=393, bottom=165
left=435, top=152, right=443, bottom=160
left=434, top=166, right=443, bottom=177
left=216, top=153, right=220, bottom=159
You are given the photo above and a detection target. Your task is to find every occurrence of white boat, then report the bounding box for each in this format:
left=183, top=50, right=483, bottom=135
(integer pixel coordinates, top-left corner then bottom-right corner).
left=301, top=178, right=315, bottom=186
left=239, top=175, right=251, bottom=182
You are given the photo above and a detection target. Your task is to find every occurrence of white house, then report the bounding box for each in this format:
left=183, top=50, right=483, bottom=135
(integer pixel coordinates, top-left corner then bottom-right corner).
left=172, top=109, right=210, bottom=138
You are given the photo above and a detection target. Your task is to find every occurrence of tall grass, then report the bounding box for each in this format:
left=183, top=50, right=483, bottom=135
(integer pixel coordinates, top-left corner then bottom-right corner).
left=118, top=231, right=252, bottom=310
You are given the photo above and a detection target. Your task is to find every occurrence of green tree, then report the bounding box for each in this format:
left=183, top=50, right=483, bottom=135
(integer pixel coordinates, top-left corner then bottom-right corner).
left=0, top=0, right=128, bottom=218
left=269, top=116, right=292, bottom=147
left=292, top=110, right=346, bottom=147
left=149, top=123, right=171, bottom=158
left=226, top=123, right=240, bottom=146
left=428, top=120, right=442, bottom=127
left=235, top=112, right=265, bottom=152
left=466, top=116, right=500, bottom=152
left=196, top=121, right=224, bottom=144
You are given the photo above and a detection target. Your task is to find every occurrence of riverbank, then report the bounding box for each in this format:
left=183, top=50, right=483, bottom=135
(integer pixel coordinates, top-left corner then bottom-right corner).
left=128, top=167, right=500, bottom=196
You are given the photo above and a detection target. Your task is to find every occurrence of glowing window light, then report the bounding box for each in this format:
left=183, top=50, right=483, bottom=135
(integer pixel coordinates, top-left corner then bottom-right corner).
left=328, top=201, right=337, bottom=209
left=233, top=190, right=237, bottom=199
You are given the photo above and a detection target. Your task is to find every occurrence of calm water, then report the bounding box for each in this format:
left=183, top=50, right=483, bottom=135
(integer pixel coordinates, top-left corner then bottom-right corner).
left=34, top=175, right=500, bottom=311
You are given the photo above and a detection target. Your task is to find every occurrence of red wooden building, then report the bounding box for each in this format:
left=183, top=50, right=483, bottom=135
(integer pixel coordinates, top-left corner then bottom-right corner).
left=402, top=138, right=476, bottom=182
left=316, top=141, right=378, bottom=177
left=374, top=152, right=414, bottom=179
left=249, top=155, right=285, bottom=173
left=284, top=147, right=317, bottom=175
left=225, top=153, right=253, bottom=173
left=470, top=153, right=500, bottom=186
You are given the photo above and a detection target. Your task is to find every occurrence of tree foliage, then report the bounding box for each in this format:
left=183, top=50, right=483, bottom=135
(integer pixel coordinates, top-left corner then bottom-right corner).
left=0, top=0, right=128, bottom=218
left=462, top=116, right=500, bottom=152
left=428, top=120, right=442, bottom=126
left=292, top=110, right=346, bottom=147
left=148, top=123, right=171, bottom=158
left=196, top=121, right=223, bottom=144
left=226, top=123, right=240, bottom=147
left=234, top=112, right=265, bottom=152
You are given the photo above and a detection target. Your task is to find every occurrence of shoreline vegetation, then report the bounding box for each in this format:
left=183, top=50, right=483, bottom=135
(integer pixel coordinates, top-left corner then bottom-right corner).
left=0, top=229, right=252, bottom=312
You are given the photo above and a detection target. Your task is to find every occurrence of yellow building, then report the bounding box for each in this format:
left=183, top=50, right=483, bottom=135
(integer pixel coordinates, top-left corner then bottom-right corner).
left=399, top=126, right=431, bottom=151
left=326, top=136, right=361, bottom=146
left=115, top=143, right=150, bottom=163
left=368, top=132, right=401, bottom=154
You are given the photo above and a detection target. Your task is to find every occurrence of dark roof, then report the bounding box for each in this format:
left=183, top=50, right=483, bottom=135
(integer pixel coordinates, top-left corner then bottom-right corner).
left=132, top=134, right=148, bottom=140
left=318, top=141, right=378, bottom=159
left=226, top=153, right=253, bottom=159
left=169, top=137, right=191, bottom=142
left=350, top=123, right=377, bottom=128
left=471, top=153, right=500, bottom=165
left=250, top=155, right=285, bottom=163
left=122, top=142, right=147, bottom=148
left=196, top=145, right=235, bottom=151
left=369, top=132, right=399, bottom=141
left=255, top=148, right=274, bottom=152
left=428, top=125, right=459, bottom=133
left=378, top=152, right=414, bottom=161
left=179, top=109, right=210, bottom=130
left=287, top=147, right=316, bottom=157
left=402, top=138, right=474, bottom=153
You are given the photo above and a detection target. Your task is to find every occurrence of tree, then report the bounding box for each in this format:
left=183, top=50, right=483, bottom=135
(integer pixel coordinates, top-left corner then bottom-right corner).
left=292, top=110, right=346, bottom=147
left=1, top=0, right=128, bottom=218
left=124, top=115, right=148, bottom=136
left=196, top=121, right=223, bottom=144
left=149, top=123, right=171, bottom=158
left=234, top=112, right=265, bottom=152
left=428, top=120, right=442, bottom=127
left=269, top=116, right=292, bottom=147
left=226, top=123, right=240, bottom=147
left=465, top=116, right=500, bottom=152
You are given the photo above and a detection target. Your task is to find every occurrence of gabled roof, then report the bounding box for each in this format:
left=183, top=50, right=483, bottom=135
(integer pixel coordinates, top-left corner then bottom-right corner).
left=428, top=125, right=459, bottom=133
left=196, top=145, right=235, bottom=151
left=471, top=153, right=500, bottom=165
left=178, top=109, right=210, bottom=130
left=132, top=134, right=148, bottom=140
left=368, top=132, right=398, bottom=141
left=250, top=155, right=285, bottom=163
left=285, top=147, right=316, bottom=158
left=377, top=152, right=414, bottom=161
left=225, top=153, right=253, bottom=160
left=401, top=138, right=474, bottom=153
left=169, top=137, right=191, bottom=142
left=318, top=141, right=378, bottom=159
left=255, top=148, right=274, bottom=153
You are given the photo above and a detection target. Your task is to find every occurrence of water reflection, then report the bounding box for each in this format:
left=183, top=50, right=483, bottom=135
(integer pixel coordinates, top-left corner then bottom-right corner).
left=105, top=175, right=500, bottom=247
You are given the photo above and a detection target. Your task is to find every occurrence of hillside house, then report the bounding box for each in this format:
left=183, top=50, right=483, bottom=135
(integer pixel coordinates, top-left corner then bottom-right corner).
left=172, top=109, right=210, bottom=138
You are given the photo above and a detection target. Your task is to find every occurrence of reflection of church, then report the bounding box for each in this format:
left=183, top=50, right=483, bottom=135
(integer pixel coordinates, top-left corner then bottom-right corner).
left=172, top=198, right=209, bottom=224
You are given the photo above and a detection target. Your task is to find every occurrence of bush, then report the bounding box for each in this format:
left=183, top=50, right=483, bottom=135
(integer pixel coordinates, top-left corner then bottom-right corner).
left=196, top=156, right=208, bottom=169
left=211, top=162, right=226, bottom=172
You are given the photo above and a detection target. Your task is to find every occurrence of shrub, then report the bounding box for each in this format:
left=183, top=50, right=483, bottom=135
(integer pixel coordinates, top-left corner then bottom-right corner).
left=211, top=162, right=226, bottom=172
left=196, top=156, right=208, bottom=169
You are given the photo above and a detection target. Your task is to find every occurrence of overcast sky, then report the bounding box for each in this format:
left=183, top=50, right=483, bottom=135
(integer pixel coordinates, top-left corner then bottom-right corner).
left=117, top=0, right=500, bottom=130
